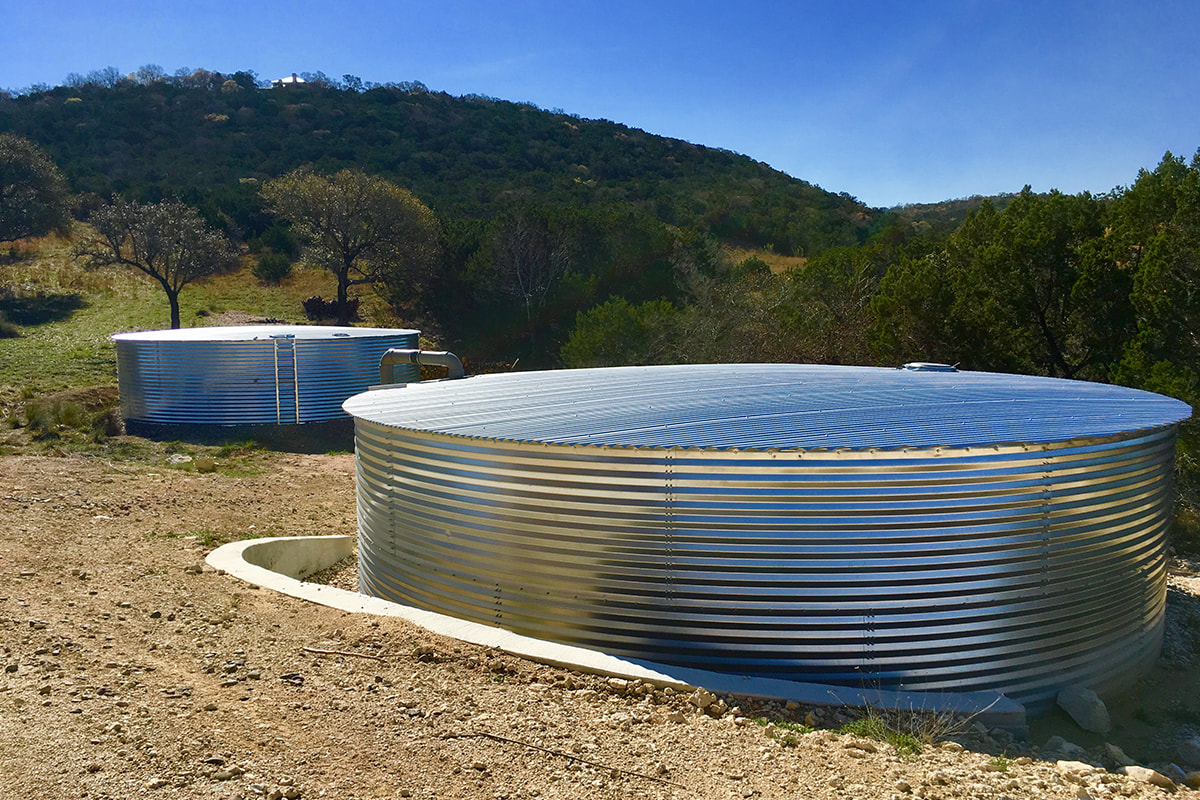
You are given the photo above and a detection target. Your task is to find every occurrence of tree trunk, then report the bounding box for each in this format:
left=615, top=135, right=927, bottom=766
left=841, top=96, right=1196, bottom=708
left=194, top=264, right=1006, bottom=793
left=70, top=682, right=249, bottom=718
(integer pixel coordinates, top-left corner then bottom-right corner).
left=337, top=270, right=351, bottom=326
left=168, top=289, right=182, bottom=329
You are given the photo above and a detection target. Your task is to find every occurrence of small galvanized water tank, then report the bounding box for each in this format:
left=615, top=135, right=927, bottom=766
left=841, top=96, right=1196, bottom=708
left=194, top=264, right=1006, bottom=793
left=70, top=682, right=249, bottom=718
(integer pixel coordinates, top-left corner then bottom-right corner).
left=343, top=364, right=1191, bottom=707
left=114, top=325, right=419, bottom=425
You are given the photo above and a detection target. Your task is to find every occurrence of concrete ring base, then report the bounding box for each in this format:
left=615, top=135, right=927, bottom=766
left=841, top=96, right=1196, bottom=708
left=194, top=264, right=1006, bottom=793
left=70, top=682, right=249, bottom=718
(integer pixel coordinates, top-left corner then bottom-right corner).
left=207, top=535, right=1026, bottom=733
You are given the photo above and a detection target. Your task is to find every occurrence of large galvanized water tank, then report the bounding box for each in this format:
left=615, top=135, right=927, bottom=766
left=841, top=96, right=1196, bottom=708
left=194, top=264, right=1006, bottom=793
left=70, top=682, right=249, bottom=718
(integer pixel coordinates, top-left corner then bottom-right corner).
left=114, top=325, right=419, bottom=426
left=343, top=363, right=1191, bottom=707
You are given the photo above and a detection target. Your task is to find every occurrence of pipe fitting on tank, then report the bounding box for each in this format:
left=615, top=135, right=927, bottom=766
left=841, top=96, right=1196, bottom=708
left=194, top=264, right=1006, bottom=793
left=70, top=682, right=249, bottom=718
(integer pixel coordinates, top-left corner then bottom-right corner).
left=379, top=348, right=466, bottom=384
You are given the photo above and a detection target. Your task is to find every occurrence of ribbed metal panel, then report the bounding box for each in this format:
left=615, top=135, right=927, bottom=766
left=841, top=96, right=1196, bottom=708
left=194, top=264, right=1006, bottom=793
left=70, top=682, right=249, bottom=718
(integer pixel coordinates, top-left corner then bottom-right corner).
left=113, top=325, right=419, bottom=425
left=345, top=364, right=1191, bottom=708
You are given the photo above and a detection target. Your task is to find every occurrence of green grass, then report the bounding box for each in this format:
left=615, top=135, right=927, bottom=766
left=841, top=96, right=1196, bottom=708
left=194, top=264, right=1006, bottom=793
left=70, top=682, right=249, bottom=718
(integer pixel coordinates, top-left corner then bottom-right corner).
left=0, top=230, right=407, bottom=398
left=756, top=716, right=814, bottom=748
left=838, top=715, right=923, bottom=756
left=145, top=527, right=261, bottom=549
left=0, top=231, right=414, bottom=461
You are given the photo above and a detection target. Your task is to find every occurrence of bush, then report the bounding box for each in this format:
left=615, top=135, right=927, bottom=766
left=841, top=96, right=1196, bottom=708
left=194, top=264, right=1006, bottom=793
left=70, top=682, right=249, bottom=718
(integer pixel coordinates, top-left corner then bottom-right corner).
left=302, top=295, right=358, bottom=321
left=21, top=387, right=122, bottom=440
left=25, top=398, right=89, bottom=439
left=250, top=224, right=301, bottom=258
left=0, top=311, right=19, bottom=338
left=252, top=249, right=293, bottom=284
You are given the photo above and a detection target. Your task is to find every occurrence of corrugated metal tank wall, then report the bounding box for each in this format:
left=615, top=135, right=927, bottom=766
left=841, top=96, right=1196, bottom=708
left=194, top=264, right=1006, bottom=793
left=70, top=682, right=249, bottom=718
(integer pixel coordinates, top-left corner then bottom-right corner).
left=113, top=326, right=418, bottom=425
left=345, top=364, right=1190, bottom=708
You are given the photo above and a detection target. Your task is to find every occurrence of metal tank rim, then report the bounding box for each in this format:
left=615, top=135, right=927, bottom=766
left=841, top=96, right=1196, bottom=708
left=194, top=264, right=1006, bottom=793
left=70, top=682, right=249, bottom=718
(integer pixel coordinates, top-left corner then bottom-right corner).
left=112, top=324, right=420, bottom=342
left=343, top=414, right=1184, bottom=457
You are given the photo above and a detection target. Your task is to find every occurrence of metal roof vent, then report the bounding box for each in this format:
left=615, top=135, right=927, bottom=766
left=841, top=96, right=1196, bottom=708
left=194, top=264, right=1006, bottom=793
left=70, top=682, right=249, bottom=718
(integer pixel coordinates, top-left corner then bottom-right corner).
left=899, top=361, right=959, bottom=371
left=113, top=325, right=419, bottom=426
left=343, top=363, right=1191, bottom=709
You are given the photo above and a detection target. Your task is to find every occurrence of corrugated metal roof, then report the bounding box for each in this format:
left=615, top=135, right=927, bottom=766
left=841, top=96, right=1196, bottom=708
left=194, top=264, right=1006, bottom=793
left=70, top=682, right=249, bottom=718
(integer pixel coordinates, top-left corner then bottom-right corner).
left=112, top=324, right=418, bottom=342
left=343, top=363, right=1192, bottom=450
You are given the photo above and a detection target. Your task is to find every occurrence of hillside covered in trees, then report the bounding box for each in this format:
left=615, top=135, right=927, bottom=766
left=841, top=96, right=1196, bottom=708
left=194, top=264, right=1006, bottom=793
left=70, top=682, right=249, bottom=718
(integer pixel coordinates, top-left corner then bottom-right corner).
left=0, top=70, right=877, bottom=254
left=0, top=68, right=895, bottom=366
left=3, top=67, right=1200, bottom=542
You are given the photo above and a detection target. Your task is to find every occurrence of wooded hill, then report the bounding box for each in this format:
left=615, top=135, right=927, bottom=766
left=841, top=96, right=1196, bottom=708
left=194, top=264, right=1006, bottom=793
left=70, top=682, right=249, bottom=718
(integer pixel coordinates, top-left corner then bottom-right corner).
left=3, top=70, right=1200, bottom=547
left=0, top=74, right=877, bottom=256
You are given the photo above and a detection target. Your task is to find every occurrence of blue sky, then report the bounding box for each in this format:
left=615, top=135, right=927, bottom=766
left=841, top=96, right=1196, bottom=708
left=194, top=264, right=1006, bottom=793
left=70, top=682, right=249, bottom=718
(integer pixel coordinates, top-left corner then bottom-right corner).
left=4, top=0, right=1198, bottom=208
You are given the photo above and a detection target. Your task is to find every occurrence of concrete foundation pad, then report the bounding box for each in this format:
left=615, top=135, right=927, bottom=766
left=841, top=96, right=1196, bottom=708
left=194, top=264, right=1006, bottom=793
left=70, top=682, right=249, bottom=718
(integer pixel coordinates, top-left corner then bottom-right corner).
left=208, top=535, right=1026, bottom=732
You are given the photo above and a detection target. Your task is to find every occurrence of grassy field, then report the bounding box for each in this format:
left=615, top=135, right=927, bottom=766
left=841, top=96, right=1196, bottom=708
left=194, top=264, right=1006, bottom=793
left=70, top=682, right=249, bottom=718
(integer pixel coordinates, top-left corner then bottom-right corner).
left=0, top=230, right=415, bottom=459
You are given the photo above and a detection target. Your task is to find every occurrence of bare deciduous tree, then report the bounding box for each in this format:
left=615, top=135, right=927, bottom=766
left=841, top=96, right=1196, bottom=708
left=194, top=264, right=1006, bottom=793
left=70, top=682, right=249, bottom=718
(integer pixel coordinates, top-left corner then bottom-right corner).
left=76, top=198, right=235, bottom=328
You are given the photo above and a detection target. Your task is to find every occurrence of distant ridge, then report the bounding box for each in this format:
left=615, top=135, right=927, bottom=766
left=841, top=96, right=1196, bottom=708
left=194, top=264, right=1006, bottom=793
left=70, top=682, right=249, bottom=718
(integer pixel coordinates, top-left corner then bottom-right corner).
left=0, top=70, right=880, bottom=255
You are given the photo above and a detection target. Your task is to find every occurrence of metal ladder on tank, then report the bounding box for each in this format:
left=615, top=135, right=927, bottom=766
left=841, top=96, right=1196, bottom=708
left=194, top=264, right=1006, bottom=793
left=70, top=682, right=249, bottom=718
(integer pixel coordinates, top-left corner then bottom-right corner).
left=272, top=335, right=300, bottom=424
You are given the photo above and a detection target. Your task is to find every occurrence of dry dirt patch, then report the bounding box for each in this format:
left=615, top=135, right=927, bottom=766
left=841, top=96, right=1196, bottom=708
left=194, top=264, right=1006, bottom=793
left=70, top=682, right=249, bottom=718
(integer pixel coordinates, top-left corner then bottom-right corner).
left=1, top=452, right=1198, bottom=800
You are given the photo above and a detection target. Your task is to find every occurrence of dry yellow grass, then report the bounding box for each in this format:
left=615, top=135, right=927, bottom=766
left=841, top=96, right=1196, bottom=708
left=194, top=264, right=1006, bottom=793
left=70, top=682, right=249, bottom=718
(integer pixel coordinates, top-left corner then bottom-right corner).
left=726, top=246, right=807, bottom=274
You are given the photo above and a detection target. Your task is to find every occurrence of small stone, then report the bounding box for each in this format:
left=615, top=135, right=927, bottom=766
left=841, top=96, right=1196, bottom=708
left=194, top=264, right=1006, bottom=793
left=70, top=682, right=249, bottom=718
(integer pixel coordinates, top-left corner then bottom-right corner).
left=184, top=563, right=204, bottom=575
left=248, top=785, right=267, bottom=796
left=606, top=677, right=628, bottom=694
left=203, top=702, right=218, bottom=711
left=1057, top=686, right=1111, bottom=734
left=472, top=761, right=487, bottom=771
left=147, top=778, right=169, bottom=789
left=195, top=457, right=217, bottom=473
left=1177, top=735, right=1200, bottom=767
left=282, top=789, right=301, bottom=800
left=689, top=688, right=715, bottom=709
left=117, top=601, right=131, bottom=609
left=1120, top=765, right=1175, bottom=789
left=665, top=711, right=686, bottom=723
left=1044, top=735, right=1088, bottom=760
left=37, top=684, right=51, bottom=695
left=213, top=769, right=236, bottom=781
left=4, top=664, right=16, bottom=673
left=1165, top=763, right=1188, bottom=784
left=149, top=610, right=161, bottom=619
left=1183, top=771, right=1200, bottom=790
left=844, top=738, right=878, bottom=753
left=804, top=710, right=819, bottom=727
left=399, top=791, right=412, bottom=798
left=1056, top=760, right=1098, bottom=784
left=894, top=780, right=912, bottom=793
left=1104, top=742, right=1136, bottom=767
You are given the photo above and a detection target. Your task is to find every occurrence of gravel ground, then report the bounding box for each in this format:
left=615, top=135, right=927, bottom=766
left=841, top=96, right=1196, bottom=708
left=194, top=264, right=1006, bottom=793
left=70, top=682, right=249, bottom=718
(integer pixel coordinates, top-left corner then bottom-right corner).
left=3, top=452, right=1200, bottom=800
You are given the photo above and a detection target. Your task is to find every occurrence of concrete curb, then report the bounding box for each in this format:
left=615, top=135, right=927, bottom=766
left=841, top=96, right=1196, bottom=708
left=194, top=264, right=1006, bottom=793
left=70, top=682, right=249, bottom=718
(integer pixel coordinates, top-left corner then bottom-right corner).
left=208, top=535, right=1026, bottom=732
